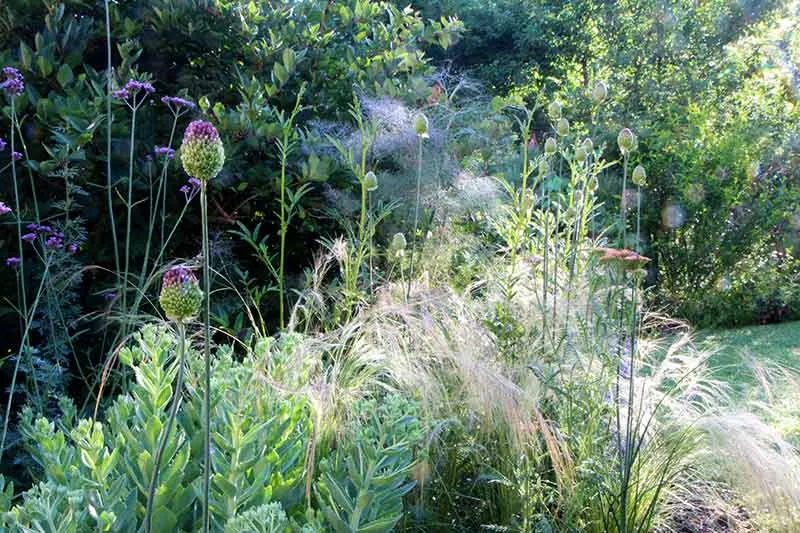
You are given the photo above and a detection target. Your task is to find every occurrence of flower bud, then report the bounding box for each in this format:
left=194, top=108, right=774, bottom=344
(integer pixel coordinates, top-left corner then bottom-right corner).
left=391, top=232, right=407, bottom=250
left=547, top=100, right=562, bottom=120
left=631, top=165, right=646, bottom=187
left=574, top=189, right=584, bottom=204
left=159, top=266, right=203, bottom=323
left=582, top=138, right=594, bottom=153
left=591, top=81, right=608, bottom=104
left=364, top=171, right=378, bottom=192
left=556, top=118, right=570, bottom=137
left=544, top=138, right=557, bottom=155
left=617, top=128, right=636, bottom=154
left=575, top=146, right=587, bottom=163
left=587, top=176, right=599, bottom=193
left=414, top=114, right=429, bottom=138
left=180, top=120, right=225, bottom=182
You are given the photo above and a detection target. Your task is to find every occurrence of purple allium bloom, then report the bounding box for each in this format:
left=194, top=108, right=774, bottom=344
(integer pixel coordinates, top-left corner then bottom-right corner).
left=155, top=146, right=176, bottom=159
left=21, top=232, right=36, bottom=242
left=1, top=67, right=24, bottom=96
left=180, top=120, right=225, bottom=182
left=0, top=137, right=6, bottom=151
left=184, top=120, right=221, bottom=142
left=0, top=202, right=10, bottom=215
left=159, top=265, right=202, bottom=322
left=11, top=151, right=22, bottom=161
left=161, top=96, right=196, bottom=110
left=5, top=257, right=21, bottom=267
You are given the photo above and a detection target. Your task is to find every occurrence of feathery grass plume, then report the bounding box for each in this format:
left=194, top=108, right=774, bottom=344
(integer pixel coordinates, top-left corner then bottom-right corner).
left=180, top=118, right=224, bottom=533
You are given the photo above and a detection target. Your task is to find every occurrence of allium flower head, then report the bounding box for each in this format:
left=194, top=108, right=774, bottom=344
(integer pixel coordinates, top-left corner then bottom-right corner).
left=180, top=120, right=225, bottom=182
left=159, top=266, right=203, bottom=322
left=556, top=118, right=570, bottom=137
left=544, top=137, right=558, bottom=155
left=631, top=165, right=646, bottom=187
left=1, top=67, right=24, bottom=96
left=414, top=114, right=429, bottom=138
left=363, top=171, right=378, bottom=192
left=591, top=81, right=608, bottom=104
left=617, top=128, right=636, bottom=154
left=0, top=202, right=10, bottom=215
left=547, top=100, right=562, bottom=121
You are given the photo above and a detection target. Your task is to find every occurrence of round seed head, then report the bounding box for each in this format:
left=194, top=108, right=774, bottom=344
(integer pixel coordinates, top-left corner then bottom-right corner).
left=159, top=266, right=203, bottom=322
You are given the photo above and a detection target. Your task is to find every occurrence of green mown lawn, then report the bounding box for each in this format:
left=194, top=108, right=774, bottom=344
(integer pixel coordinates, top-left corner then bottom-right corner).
left=697, top=321, right=800, bottom=394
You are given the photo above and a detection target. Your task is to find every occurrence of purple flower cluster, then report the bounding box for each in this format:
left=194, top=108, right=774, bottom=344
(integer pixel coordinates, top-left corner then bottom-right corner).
left=11, top=151, right=22, bottom=161
left=179, top=177, right=202, bottom=200
left=184, top=120, right=221, bottom=142
left=161, top=96, right=196, bottom=110
left=21, top=223, right=81, bottom=253
left=0, top=137, right=6, bottom=151
left=155, top=146, right=176, bottom=159
left=113, top=79, right=156, bottom=100
left=1, top=67, right=24, bottom=96
left=5, top=257, right=20, bottom=267
left=0, top=202, right=10, bottom=215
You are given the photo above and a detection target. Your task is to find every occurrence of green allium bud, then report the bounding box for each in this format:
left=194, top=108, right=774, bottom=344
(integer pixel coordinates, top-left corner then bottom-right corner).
left=544, top=137, right=558, bottom=155
left=539, top=160, right=550, bottom=175
left=582, top=138, right=594, bottom=153
left=575, top=146, right=587, bottom=163
left=574, top=189, right=584, bottom=204
left=587, top=176, right=599, bottom=193
left=159, top=266, right=202, bottom=323
left=631, top=165, right=646, bottom=187
left=548, top=101, right=562, bottom=120
left=414, top=114, right=429, bottom=138
left=617, top=128, right=636, bottom=154
left=591, top=81, right=608, bottom=104
left=180, top=120, right=225, bottom=182
left=556, top=118, right=570, bottom=137
left=391, top=232, right=407, bottom=250
left=364, top=171, right=378, bottom=192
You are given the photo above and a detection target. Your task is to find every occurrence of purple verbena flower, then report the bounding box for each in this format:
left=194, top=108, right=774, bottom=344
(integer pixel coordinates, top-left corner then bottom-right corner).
left=124, top=79, right=155, bottom=94
left=155, top=146, right=176, bottom=159
left=26, top=223, right=39, bottom=231
left=5, top=257, right=21, bottom=267
left=112, top=88, right=130, bottom=100
left=11, top=151, right=22, bottom=161
left=45, top=236, right=64, bottom=249
left=68, top=242, right=79, bottom=254
left=1, top=67, right=24, bottom=96
left=188, top=177, right=202, bottom=188
left=180, top=177, right=202, bottom=201
left=21, top=232, right=36, bottom=242
left=0, top=137, right=6, bottom=151
left=104, top=291, right=117, bottom=301
left=161, top=96, right=196, bottom=110
left=0, top=202, right=10, bottom=215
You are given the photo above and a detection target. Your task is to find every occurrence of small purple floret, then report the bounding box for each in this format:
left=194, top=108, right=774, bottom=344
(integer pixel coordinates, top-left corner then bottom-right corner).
left=155, top=146, right=176, bottom=159
left=5, top=257, right=20, bottom=267
left=11, top=151, right=22, bottom=161
left=21, top=233, right=36, bottom=242
left=0, top=202, right=10, bottom=215
left=1, top=67, right=24, bottom=96
left=161, top=96, right=196, bottom=110
left=0, top=137, right=6, bottom=151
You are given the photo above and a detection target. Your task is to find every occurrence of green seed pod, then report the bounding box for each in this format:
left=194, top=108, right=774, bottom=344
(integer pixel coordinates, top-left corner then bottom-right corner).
left=631, top=165, right=646, bottom=187
left=587, top=176, right=599, bottom=193
left=545, top=137, right=558, bottom=155
left=574, top=189, right=584, bottom=204
left=547, top=100, right=562, bottom=121
left=364, top=171, right=378, bottom=192
left=556, top=118, right=570, bottom=137
left=180, top=120, right=225, bottom=182
left=159, top=266, right=203, bottom=323
left=591, top=81, right=608, bottom=104
left=582, top=138, right=594, bottom=153
left=617, top=128, right=636, bottom=154
left=414, top=114, right=429, bottom=138
left=575, top=146, right=587, bottom=163
left=391, top=232, right=407, bottom=250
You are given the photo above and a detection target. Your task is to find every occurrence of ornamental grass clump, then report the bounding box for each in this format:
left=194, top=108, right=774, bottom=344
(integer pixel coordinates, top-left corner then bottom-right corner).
left=180, top=118, right=224, bottom=533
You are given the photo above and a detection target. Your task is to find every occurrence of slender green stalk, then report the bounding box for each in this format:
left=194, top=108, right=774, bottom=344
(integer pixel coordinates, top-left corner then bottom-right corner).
left=200, top=184, right=212, bottom=533
left=144, top=322, right=187, bottom=533
left=160, top=117, right=179, bottom=249
left=104, top=0, right=120, bottom=282
left=121, top=101, right=138, bottom=327
left=620, top=153, right=628, bottom=248
left=406, top=135, right=424, bottom=300
left=278, top=134, right=288, bottom=329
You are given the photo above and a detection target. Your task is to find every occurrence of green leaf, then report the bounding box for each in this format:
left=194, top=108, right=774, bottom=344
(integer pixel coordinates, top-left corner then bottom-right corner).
left=56, top=64, right=74, bottom=87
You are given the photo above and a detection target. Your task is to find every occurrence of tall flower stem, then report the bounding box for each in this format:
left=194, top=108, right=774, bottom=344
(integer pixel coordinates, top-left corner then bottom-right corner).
left=200, top=183, right=212, bottom=533
left=104, top=0, right=120, bottom=281
left=144, top=322, right=186, bottom=533
left=406, top=135, right=424, bottom=301
left=121, top=101, right=138, bottom=328
left=620, top=153, right=628, bottom=248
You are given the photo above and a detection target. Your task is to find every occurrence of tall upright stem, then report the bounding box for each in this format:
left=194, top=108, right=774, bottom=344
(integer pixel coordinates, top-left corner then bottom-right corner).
left=122, top=104, right=138, bottom=326
left=406, top=136, right=424, bottom=300
left=200, top=184, right=212, bottom=533
left=620, top=153, right=628, bottom=248
left=278, top=136, right=288, bottom=330
left=144, top=322, right=186, bottom=533
left=104, top=0, right=120, bottom=282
